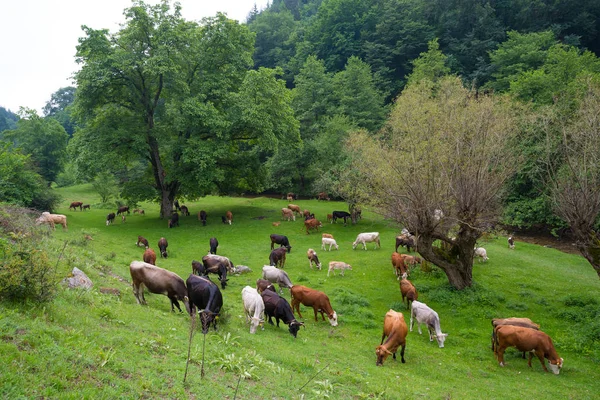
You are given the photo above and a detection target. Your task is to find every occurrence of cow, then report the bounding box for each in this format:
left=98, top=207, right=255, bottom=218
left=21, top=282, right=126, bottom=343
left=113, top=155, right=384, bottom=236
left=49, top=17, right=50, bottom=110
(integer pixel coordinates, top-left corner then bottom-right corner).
left=82, top=204, right=90, bottom=210
left=491, top=317, right=540, bottom=357
left=36, top=212, right=68, bottom=230
left=129, top=261, right=190, bottom=313
left=410, top=300, right=448, bottom=348
left=143, top=248, right=157, bottom=265
left=327, top=261, right=352, bottom=277
left=494, top=325, right=564, bottom=374
left=174, top=199, right=181, bottom=211
left=198, top=210, right=207, bottom=226
left=321, top=237, right=339, bottom=251
left=262, top=265, right=293, bottom=293
left=290, top=285, right=338, bottom=326
left=302, top=209, right=312, bottom=219
left=256, top=278, right=276, bottom=294
left=287, top=204, right=301, bottom=216
left=135, top=235, right=148, bottom=249
left=158, top=237, right=168, bottom=258
left=69, top=201, right=83, bottom=211
left=281, top=208, right=295, bottom=222
left=269, top=247, right=287, bottom=268
left=322, top=233, right=334, bottom=239
left=191, top=260, right=205, bottom=276
left=287, top=192, right=296, bottom=201
left=117, top=206, right=130, bottom=215
left=225, top=211, right=233, bottom=225
left=270, top=234, right=292, bottom=253
left=307, top=248, right=321, bottom=270
left=121, top=214, right=126, bottom=224
left=400, top=277, right=418, bottom=310
left=395, top=234, right=416, bottom=253
left=317, top=192, right=330, bottom=201
left=376, top=310, right=408, bottom=366
left=261, top=288, right=304, bottom=338
left=133, top=208, right=144, bottom=215
left=326, top=214, right=333, bottom=223
left=242, top=286, right=265, bottom=334
left=232, top=265, right=252, bottom=275
left=186, top=274, right=223, bottom=334
left=168, top=212, right=179, bottom=228
left=201, top=254, right=231, bottom=289
left=106, top=213, right=115, bottom=226
left=332, top=211, right=351, bottom=225
left=304, top=218, right=323, bottom=234
left=209, top=237, right=218, bottom=255
left=352, top=232, right=380, bottom=250
left=475, top=247, right=488, bottom=262
left=391, top=252, right=408, bottom=278
left=508, top=236, right=515, bottom=249
left=180, top=205, right=190, bottom=216
left=272, top=222, right=281, bottom=227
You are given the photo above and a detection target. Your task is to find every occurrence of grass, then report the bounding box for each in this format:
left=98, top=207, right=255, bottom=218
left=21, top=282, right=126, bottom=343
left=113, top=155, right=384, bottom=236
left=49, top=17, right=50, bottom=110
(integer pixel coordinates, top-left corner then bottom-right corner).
left=1, top=183, right=599, bottom=399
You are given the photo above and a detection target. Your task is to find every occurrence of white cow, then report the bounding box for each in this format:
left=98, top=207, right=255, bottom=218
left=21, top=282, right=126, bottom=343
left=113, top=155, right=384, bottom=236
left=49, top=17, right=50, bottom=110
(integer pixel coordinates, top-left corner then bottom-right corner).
left=474, top=247, right=489, bottom=262
left=321, top=237, right=339, bottom=251
left=327, top=261, right=352, bottom=277
left=262, top=265, right=293, bottom=293
left=352, top=232, right=380, bottom=250
left=410, top=300, right=448, bottom=348
left=241, top=286, right=265, bottom=334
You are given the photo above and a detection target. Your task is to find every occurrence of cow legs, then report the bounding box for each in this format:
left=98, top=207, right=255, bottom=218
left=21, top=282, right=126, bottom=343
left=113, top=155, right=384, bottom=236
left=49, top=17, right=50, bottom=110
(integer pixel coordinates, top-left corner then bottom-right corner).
left=400, top=344, right=406, bottom=363
left=169, top=296, right=183, bottom=313
left=529, top=351, right=549, bottom=372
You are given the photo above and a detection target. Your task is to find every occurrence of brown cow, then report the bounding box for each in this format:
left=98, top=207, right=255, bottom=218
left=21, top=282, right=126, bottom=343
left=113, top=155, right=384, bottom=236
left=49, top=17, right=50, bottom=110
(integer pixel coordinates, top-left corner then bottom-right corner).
left=290, top=285, right=337, bottom=326
left=256, top=278, right=276, bottom=294
left=129, top=261, right=189, bottom=313
left=69, top=201, right=83, bottom=211
left=82, top=204, right=90, bottom=210
left=494, top=325, right=564, bottom=374
left=225, top=210, right=233, bottom=225
left=391, top=252, right=408, bottom=279
left=269, top=247, right=287, bottom=268
left=136, top=235, right=149, bottom=248
left=287, top=204, right=301, bottom=216
left=158, top=237, right=168, bottom=258
left=376, top=310, right=408, bottom=366
left=400, top=277, right=418, bottom=310
left=143, top=248, right=157, bottom=265
left=304, top=218, right=322, bottom=234
left=117, top=206, right=130, bottom=215
left=491, top=317, right=540, bottom=356
left=281, top=208, right=295, bottom=221
left=307, top=248, right=321, bottom=270
left=317, top=192, right=330, bottom=201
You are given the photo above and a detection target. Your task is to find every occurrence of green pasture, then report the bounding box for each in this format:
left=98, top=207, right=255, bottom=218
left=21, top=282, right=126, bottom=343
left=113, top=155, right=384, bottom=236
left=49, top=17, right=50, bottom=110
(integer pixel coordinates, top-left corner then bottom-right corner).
left=1, top=184, right=599, bottom=399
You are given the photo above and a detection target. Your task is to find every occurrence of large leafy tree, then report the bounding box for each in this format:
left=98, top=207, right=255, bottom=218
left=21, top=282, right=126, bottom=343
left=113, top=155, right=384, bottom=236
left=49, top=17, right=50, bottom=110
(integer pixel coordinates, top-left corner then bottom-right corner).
left=43, top=86, right=77, bottom=137
left=73, top=1, right=299, bottom=217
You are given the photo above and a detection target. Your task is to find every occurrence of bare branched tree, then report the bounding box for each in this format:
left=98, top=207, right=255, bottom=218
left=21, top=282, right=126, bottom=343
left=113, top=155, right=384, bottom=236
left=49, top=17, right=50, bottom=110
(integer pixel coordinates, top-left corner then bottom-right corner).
left=345, top=77, right=521, bottom=289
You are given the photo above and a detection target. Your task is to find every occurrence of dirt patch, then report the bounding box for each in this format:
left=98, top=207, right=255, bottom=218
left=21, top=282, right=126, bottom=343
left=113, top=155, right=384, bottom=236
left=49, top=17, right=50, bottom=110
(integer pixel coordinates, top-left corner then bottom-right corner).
left=514, top=233, right=579, bottom=255
left=252, top=216, right=267, bottom=220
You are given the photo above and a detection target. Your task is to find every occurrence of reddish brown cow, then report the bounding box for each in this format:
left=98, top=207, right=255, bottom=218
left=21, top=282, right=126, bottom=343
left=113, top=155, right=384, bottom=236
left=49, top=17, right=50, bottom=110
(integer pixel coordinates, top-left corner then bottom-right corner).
left=491, top=317, right=540, bottom=356
left=304, top=219, right=323, bottom=234
left=494, top=325, right=564, bottom=374
left=69, top=201, right=83, bottom=211
left=136, top=235, right=149, bottom=248
left=158, top=237, right=168, bottom=258
left=269, top=247, right=287, bottom=268
left=225, top=211, right=233, bottom=225
left=256, top=278, right=276, bottom=294
left=281, top=208, right=295, bottom=221
left=143, top=248, right=157, bottom=265
left=290, top=285, right=338, bottom=326
left=391, top=252, right=408, bottom=278
left=400, top=277, right=418, bottom=310
left=376, top=310, right=408, bottom=366
left=287, top=204, right=301, bottom=216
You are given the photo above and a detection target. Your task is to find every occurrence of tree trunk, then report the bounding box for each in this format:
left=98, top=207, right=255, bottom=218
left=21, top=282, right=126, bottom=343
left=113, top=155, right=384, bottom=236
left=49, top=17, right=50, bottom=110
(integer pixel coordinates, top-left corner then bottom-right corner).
left=147, top=133, right=176, bottom=219
left=576, top=231, right=600, bottom=279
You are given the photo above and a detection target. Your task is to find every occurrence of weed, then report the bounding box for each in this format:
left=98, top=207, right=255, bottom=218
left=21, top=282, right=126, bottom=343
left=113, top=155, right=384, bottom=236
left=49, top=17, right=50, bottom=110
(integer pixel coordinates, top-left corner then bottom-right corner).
left=310, top=379, right=339, bottom=399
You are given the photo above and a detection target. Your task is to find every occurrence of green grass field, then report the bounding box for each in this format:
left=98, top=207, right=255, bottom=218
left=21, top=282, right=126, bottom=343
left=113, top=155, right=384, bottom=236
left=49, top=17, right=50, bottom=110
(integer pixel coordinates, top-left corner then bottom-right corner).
left=1, top=184, right=599, bottom=399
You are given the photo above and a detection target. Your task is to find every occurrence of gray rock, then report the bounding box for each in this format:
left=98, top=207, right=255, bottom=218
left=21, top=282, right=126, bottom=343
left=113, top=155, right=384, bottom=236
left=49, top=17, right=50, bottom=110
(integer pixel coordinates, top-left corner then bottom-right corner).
left=63, top=267, right=93, bottom=289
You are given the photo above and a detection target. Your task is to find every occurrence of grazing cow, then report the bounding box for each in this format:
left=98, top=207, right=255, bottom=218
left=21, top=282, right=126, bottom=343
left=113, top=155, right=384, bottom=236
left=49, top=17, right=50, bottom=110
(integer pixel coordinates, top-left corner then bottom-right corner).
left=399, top=277, right=418, bottom=310
left=322, top=233, right=334, bottom=239
left=225, top=211, right=233, bottom=225
left=117, top=206, right=130, bottom=215
left=121, top=214, right=126, bottom=223
left=304, top=219, right=323, bottom=234
left=261, top=288, right=304, bottom=337
left=474, top=247, right=488, bottom=262
left=82, top=204, right=90, bottom=210
left=209, top=237, right=218, bottom=255
left=136, top=235, right=149, bottom=248
left=281, top=208, right=295, bottom=221
left=191, top=260, right=205, bottom=276
left=395, top=234, right=416, bottom=253
left=317, top=192, right=330, bottom=201
left=180, top=205, right=190, bottom=216
left=353, top=232, right=381, bottom=250
left=186, top=274, right=223, bottom=334
left=129, top=261, right=189, bottom=313
left=143, top=248, right=157, bottom=265
left=262, top=265, right=293, bottom=293
left=69, top=201, right=83, bottom=211
left=327, top=261, right=352, bottom=277
left=269, top=247, right=287, bottom=268
left=106, top=213, right=116, bottom=226
left=168, top=212, right=179, bottom=228
left=302, top=210, right=312, bottom=219
left=290, top=285, right=338, bottom=326
left=133, top=208, right=145, bottom=214
left=270, top=234, right=292, bottom=253
left=391, top=252, right=408, bottom=279
left=307, top=248, right=321, bottom=270
left=158, top=237, right=168, bottom=258
left=321, top=237, right=339, bottom=251
left=410, top=300, right=448, bottom=348
left=198, top=210, right=207, bottom=226
left=287, top=204, right=301, bottom=216
left=491, top=317, right=540, bottom=356
left=36, top=212, right=68, bottom=230
left=304, top=213, right=315, bottom=221
left=508, top=236, right=515, bottom=249
left=242, top=286, right=265, bottom=334
left=332, top=211, right=351, bottom=225
left=272, top=222, right=281, bottom=227
left=256, top=278, right=276, bottom=294
left=201, top=254, right=231, bottom=289
left=494, top=325, right=563, bottom=374
left=376, top=310, right=408, bottom=366
left=232, top=265, right=252, bottom=275
left=327, top=214, right=333, bottom=223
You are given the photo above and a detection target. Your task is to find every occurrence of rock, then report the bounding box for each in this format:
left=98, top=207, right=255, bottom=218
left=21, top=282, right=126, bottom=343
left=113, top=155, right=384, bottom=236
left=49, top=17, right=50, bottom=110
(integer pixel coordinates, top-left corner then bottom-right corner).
left=63, top=267, right=93, bottom=289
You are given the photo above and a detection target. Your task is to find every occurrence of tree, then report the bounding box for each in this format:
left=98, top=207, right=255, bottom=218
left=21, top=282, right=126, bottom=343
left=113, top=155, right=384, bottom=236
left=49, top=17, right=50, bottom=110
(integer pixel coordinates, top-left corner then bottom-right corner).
left=406, top=38, right=450, bottom=86
left=344, top=77, right=520, bottom=289
left=548, top=76, right=600, bottom=279
left=73, top=2, right=299, bottom=217
left=43, top=86, right=76, bottom=136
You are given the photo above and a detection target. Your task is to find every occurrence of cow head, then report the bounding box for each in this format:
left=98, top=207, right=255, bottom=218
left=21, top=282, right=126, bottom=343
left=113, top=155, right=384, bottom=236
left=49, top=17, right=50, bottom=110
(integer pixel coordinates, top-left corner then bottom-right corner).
left=199, top=310, right=218, bottom=334
left=430, top=332, right=448, bottom=348
left=375, top=345, right=393, bottom=366
left=548, top=358, right=564, bottom=375
left=288, top=320, right=304, bottom=338
left=249, top=316, right=264, bottom=334
left=286, top=245, right=292, bottom=253
left=328, top=311, right=338, bottom=327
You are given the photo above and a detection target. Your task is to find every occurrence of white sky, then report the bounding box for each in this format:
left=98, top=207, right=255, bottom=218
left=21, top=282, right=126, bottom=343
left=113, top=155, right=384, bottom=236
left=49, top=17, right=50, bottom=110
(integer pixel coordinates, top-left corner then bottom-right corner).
left=0, top=0, right=269, bottom=114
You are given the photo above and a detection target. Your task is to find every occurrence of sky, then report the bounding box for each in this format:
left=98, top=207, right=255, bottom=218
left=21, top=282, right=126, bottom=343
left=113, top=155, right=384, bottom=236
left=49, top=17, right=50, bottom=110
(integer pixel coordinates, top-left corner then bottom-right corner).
left=0, top=0, right=268, bottom=114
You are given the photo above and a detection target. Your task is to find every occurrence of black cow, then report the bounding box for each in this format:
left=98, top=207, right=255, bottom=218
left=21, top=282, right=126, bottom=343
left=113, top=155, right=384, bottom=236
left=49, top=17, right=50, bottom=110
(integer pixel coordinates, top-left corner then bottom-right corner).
left=395, top=234, right=416, bottom=253
left=270, top=234, right=292, bottom=253
left=199, top=210, right=207, bottom=226
left=168, top=212, right=179, bottom=228
left=269, top=247, right=287, bottom=268
left=332, top=211, right=351, bottom=225
left=261, top=289, right=304, bottom=337
left=201, top=254, right=231, bottom=289
left=117, top=206, right=130, bottom=215
left=174, top=199, right=181, bottom=211
left=106, top=213, right=116, bottom=225
left=158, top=237, right=168, bottom=258
left=221, top=216, right=227, bottom=224
left=209, top=237, right=219, bottom=255
left=186, top=274, right=223, bottom=334
left=180, top=205, right=190, bottom=216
